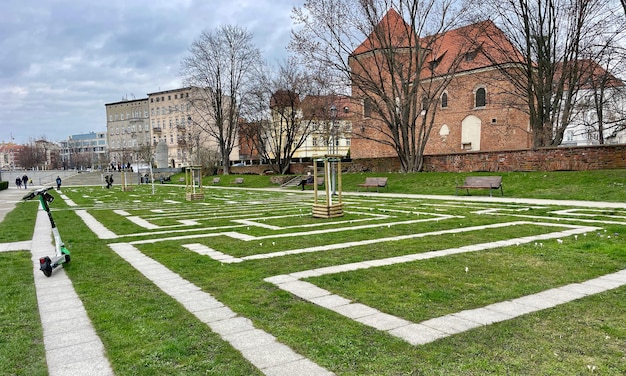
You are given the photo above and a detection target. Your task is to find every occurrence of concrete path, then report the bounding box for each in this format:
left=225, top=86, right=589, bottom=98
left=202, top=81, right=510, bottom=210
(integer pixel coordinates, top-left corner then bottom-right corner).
left=0, top=186, right=333, bottom=376
left=1, top=185, right=625, bottom=375
left=0, top=186, right=114, bottom=375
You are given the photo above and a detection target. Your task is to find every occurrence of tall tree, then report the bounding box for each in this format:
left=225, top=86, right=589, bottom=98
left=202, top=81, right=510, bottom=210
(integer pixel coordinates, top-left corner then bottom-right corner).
left=476, top=0, right=620, bottom=147
left=180, top=25, right=262, bottom=175
left=291, top=0, right=469, bottom=172
left=244, top=58, right=331, bottom=174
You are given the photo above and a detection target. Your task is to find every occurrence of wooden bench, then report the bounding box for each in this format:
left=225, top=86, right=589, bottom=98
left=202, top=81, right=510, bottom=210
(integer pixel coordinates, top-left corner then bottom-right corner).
left=212, top=177, right=221, bottom=184
left=304, top=176, right=324, bottom=189
left=456, top=176, right=503, bottom=197
left=231, top=177, right=244, bottom=185
left=358, top=177, right=388, bottom=192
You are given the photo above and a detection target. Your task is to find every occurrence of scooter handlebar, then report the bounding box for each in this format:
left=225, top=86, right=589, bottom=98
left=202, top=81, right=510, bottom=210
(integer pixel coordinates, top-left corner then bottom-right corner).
left=22, top=187, right=53, bottom=201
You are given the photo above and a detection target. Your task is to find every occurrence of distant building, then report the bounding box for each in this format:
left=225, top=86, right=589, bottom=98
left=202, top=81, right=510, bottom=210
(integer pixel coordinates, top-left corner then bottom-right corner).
left=296, top=95, right=354, bottom=159
left=60, top=132, right=108, bottom=170
left=560, top=59, right=626, bottom=146
left=0, top=142, right=22, bottom=170
left=105, top=97, right=150, bottom=168
left=147, top=87, right=224, bottom=168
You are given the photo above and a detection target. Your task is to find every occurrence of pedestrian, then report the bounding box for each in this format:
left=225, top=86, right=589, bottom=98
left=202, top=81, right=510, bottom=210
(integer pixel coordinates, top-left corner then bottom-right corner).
left=15, top=177, right=22, bottom=189
left=105, top=175, right=114, bottom=189
left=22, top=174, right=29, bottom=189
left=297, top=172, right=314, bottom=190
left=56, top=176, right=62, bottom=190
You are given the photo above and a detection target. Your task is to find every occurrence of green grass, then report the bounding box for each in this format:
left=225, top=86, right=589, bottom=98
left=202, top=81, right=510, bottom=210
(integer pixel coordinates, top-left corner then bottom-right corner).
left=1, top=172, right=625, bottom=375
left=196, top=169, right=626, bottom=202
left=0, top=252, right=47, bottom=376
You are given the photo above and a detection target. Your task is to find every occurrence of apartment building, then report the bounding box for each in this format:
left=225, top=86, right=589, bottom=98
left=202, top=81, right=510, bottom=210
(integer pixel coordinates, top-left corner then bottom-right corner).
left=105, top=97, right=150, bottom=168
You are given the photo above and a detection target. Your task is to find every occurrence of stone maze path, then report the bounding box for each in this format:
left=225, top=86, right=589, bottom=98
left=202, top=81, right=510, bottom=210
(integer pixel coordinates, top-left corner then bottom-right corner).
left=1, top=185, right=625, bottom=375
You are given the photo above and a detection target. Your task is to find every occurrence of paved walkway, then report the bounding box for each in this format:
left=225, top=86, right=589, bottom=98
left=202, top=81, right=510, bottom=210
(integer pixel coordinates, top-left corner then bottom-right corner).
left=1, top=185, right=625, bottom=375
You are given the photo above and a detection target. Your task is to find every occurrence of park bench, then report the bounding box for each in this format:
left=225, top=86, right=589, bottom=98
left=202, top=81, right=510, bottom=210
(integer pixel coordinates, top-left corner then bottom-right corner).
left=231, top=177, right=244, bottom=185
left=358, top=177, right=388, bottom=192
left=456, top=176, right=503, bottom=197
left=303, top=176, right=324, bottom=189
left=212, top=177, right=221, bottom=184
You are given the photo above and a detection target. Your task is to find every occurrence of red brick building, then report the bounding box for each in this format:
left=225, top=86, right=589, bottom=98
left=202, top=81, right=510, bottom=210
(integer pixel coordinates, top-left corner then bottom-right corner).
left=349, top=9, right=532, bottom=160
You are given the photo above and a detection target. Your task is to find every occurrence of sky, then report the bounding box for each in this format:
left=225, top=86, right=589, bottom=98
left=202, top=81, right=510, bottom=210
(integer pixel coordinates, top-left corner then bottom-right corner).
left=0, top=0, right=304, bottom=144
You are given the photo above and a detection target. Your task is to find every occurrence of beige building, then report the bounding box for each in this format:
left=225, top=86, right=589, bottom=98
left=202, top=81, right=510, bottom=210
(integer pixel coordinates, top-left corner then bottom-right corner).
left=294, top=95, right=353, bottom=160
left=148, top=87, right=219, bottom=168
left=105, top=98, right=151, bottom=168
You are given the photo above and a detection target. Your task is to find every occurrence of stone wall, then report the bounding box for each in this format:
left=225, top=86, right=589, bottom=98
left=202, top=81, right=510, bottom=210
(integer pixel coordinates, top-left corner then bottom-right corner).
left=347, top=144, right=626, bottom=173
left=230, top=145, right=624, bottom=174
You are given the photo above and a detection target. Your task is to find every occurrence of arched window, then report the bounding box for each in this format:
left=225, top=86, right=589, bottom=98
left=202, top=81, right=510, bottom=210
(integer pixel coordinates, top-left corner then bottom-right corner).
left=441, top=92, right=448, bottom=108
left=475, top=87, right=486, bottom=108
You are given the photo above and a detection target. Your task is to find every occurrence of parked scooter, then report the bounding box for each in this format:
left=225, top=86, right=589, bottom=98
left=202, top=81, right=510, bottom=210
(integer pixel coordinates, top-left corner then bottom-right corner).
left=23, top=187, right=71, bottom=277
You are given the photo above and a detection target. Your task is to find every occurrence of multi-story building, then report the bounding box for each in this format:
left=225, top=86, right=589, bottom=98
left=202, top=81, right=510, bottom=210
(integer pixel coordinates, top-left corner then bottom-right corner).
left=147, top=87, right=221, bottom=168
left=105, top=98, right=150, bottom=168
left=560, top=60, right=626, bottom=146
left=59, top=132, right=108, bottom=170
left=0, top=142, right=21, bottom=170
left=349, top=9, right=532, bottom=160
left=296, top=95, right=353, bottom=159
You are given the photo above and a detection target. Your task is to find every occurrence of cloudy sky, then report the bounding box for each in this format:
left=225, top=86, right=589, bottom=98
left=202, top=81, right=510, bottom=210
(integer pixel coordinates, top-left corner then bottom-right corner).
left=0, top=0, right=304, bottom=144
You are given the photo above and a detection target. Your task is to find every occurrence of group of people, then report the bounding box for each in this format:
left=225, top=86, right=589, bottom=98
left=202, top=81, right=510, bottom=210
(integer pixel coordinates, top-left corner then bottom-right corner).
left=14, top=174, right=30, bottom=189
left=14, top=175, right=63, bottom=190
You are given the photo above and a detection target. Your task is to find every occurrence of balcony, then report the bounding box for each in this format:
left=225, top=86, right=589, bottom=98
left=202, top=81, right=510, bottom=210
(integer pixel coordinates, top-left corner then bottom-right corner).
left=152, top=127, right=162, bottom=133
left=176, top=125, right=186, bottom=132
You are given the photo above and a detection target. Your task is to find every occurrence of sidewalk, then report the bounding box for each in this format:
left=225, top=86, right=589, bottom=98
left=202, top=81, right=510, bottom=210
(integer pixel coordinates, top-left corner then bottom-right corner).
left=0, top=186, right=114, bottom=375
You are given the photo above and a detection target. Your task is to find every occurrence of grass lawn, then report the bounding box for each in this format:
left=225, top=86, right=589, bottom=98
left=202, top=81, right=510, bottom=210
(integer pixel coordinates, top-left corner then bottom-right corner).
left=1, top=170, right=625, bottom=375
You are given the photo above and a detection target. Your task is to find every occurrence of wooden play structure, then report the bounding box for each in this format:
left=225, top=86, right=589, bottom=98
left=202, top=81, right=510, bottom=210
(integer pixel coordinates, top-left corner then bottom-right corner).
left=185, top=166, right=204, bottom=201
left=312, top=155, right=344, bottom=218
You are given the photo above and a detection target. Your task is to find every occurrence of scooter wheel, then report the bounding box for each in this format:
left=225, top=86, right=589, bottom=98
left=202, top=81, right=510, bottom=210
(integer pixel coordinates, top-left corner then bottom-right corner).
left=39, top=257, right=52, bottom=277
left=64, top=254, right=71, bottom=263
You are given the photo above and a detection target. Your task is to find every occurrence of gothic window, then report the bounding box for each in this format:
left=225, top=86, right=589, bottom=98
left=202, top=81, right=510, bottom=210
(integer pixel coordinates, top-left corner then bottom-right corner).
left=363, top=98, right=373, bottom=118
left=475, top=87, right=486, bottom=108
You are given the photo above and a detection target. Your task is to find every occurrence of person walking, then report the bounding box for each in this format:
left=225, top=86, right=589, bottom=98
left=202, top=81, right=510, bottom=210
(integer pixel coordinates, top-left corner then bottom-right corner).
left=15, top=177, right=22, bottom=189
left=22, top=174, right=29, bottom=189
left=56, top=176, right=62, bottom=190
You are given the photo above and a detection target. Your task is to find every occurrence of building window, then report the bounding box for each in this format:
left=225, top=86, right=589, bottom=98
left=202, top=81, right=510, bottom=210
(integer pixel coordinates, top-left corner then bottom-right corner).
left=421, top=96, right=429, bottom=111
left=363, top=98, right=373, bottom=118
left=475, top=87, right=486, bottom=108
left=441, top=92, right=448, bottom=108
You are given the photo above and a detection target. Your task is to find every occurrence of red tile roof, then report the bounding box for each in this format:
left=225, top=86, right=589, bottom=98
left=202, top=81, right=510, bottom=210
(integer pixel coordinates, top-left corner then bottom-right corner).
left=352, top=8, right=417, bottom=56
left=352, top=10, right=525, bottom=77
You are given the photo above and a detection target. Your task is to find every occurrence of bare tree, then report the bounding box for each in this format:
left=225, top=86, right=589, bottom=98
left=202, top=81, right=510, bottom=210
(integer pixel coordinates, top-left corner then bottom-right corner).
left=17, top=140, right=47, bottom=170
left=180, top=25, right=263, bottom=175
left=475, top=0, right=621, bottom=147
left=244, top=58, right=332, bottom=174
left=291, top=0, right=470, bottom=172
left=570, top=58, right=626, bottom=144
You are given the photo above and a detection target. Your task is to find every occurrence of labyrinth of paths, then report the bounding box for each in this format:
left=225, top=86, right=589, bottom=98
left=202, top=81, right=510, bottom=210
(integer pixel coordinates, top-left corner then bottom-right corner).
left=16, top=186, right=626, bottom=375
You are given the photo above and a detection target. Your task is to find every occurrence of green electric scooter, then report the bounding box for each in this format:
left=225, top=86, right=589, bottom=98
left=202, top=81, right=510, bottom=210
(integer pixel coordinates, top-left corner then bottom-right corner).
left=23, top=187, right=71, bottom=277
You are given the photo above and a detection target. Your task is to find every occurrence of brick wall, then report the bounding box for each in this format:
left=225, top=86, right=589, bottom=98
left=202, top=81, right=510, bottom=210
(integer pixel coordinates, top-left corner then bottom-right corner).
left=346, top=144, right=626, bottom=173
